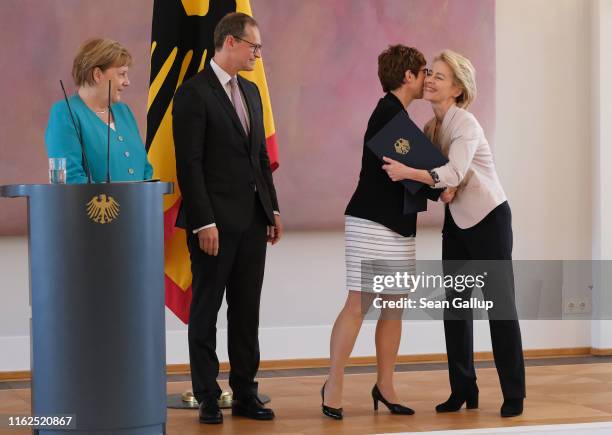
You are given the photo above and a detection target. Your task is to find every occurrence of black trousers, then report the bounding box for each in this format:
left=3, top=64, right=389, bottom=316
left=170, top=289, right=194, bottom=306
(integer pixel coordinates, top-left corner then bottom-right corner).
left=442, top=201, right=526, bottom=399
left=186, top=195, right=268, bottom=403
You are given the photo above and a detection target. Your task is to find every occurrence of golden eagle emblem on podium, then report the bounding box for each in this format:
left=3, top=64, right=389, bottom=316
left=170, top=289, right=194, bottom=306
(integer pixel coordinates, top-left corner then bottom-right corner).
left=394, top=138, right=411, bottom=155
left=86, top=194, right=120, bottom=224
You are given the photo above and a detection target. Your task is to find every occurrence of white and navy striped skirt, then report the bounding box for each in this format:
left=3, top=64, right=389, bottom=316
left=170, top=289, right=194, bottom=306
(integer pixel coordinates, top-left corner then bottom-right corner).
left=345, top=215, right=416, bottom=293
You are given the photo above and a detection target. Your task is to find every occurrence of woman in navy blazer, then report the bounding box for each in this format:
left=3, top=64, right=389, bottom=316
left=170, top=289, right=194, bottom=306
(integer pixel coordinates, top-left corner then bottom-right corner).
left=46, top=38, right=152, bottom=183
left=321, top=45, right=445, bottom=420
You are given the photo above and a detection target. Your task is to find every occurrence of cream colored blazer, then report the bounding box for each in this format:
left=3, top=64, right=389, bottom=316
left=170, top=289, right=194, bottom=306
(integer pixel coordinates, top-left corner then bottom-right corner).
left=424, top=104, right=506, bottom=229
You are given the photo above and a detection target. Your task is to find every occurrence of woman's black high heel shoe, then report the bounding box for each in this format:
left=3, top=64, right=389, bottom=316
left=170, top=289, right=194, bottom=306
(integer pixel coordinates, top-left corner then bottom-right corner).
left=321, top=381, right=343, bottom=420
left=435, top=387, right=479, bottom=413
left=371, top=384, right=415, bottom=415
left=500, top=398, right=523, bottom=417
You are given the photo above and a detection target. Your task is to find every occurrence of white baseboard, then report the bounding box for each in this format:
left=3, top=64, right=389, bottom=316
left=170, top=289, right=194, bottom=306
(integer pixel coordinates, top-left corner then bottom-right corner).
left=1, top=320, right=591, bottom=371
left=166, top=320, right=448, bottom=365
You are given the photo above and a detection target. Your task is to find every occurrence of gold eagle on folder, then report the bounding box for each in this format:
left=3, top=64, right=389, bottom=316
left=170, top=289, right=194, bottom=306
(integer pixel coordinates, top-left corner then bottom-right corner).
left=394, top=138, right=411, bottom=155
left=86, top=194, right=120, bottom=224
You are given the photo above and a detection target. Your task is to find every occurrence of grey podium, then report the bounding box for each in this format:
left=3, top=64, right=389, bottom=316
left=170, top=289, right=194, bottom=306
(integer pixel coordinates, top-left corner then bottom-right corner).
left=0, top=181, right=173, bottom=435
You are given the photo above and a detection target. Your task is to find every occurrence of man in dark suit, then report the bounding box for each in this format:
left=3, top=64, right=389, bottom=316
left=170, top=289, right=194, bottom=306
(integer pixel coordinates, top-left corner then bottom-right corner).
left=172, top=12, right=282, bottom=424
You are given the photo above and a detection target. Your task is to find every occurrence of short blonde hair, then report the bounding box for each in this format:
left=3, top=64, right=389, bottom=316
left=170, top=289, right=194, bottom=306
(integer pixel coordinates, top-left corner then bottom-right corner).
left=434, top=50, right=477, bottom=108
left=72, top=38, right=133, bottom=87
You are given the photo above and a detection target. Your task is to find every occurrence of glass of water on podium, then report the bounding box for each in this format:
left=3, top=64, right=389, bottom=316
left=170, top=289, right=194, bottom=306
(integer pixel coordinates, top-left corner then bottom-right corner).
left=49, top=157, right=66, bottom=184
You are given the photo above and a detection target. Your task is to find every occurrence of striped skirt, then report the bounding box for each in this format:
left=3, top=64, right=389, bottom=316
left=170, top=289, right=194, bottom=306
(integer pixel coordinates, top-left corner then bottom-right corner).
left=345, top=215, right=416, bottom=293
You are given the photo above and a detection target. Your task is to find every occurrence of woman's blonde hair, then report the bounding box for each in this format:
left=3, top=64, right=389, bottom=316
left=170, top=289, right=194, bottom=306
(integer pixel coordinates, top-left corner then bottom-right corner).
left=72, top=38, right=133, bottom=87
left=434, top=49, right=477, bottom=108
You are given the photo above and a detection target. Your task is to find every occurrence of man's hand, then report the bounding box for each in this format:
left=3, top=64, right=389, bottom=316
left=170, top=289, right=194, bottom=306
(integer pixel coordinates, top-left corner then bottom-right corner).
left=440, top=187, right=457, bottom=203
left=198, top=226, right=219, bottom=256
left=268, top=214, right=283, bottom=245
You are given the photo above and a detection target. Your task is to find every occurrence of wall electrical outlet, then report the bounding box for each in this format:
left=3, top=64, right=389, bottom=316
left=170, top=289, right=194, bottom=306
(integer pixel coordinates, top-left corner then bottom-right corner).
left=564, top=298, right=591, bottom=315
left=565, top=299, right=578, bottom=314
left=577, top=299, right=592, bottom=314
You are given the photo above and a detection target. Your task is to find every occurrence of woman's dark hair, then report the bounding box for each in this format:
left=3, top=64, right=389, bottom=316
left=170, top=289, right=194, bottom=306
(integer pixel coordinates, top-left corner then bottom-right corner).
left=378, top=45, right=426, bottom=93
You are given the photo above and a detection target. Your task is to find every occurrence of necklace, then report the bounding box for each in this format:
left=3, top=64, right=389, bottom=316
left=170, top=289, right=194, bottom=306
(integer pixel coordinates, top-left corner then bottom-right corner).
left=95, top=109, right=108, bottom=115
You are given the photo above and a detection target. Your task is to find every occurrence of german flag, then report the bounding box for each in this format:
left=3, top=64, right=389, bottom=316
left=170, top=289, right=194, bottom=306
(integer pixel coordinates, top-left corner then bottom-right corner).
left=146, top=0, right=279, bottom=323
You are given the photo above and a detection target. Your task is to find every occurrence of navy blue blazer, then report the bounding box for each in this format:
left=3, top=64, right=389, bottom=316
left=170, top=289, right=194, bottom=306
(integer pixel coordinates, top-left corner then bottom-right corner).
left=345, top=93, right=441, bottom=237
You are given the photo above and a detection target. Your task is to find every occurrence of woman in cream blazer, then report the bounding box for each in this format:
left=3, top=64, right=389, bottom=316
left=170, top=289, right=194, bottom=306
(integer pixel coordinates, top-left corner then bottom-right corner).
left=382, top=50, right=525, bottom=418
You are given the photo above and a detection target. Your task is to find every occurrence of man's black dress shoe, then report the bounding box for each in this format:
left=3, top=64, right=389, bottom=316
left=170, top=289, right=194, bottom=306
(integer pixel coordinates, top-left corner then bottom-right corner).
left=232, top=395, right=275, bottom=420
left=199, top=399, right=223, bottom=424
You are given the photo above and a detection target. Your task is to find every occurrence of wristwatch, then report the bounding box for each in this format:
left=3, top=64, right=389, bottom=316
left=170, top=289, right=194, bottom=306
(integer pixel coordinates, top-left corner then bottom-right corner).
left=428, top=169, right=440, bottom=185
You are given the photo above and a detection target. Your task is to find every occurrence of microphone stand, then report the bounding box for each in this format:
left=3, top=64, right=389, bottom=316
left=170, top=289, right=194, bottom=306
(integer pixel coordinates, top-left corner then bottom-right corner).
left=59, top=80, right=92, bottom=183
left=106, top=80, right=112, bottom=183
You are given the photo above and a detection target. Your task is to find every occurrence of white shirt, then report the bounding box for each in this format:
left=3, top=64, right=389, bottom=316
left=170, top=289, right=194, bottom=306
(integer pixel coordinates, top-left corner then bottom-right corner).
left=209, top=59, right=250, bottom=127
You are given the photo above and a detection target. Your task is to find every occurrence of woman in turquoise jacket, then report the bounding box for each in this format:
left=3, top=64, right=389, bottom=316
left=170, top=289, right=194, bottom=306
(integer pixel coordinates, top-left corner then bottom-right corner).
left=46, top=38, right=152, bottom=183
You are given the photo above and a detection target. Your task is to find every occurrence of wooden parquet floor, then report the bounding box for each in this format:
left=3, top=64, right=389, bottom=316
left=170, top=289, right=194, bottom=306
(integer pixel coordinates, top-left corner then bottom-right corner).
left=1, top=362, right=612, bottom=434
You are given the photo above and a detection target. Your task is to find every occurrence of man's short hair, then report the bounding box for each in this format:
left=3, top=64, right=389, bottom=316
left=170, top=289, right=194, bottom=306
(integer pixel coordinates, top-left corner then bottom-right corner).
left=214, top=12, right=258, bottom=51
left=377, top=45, right=426, bottom=93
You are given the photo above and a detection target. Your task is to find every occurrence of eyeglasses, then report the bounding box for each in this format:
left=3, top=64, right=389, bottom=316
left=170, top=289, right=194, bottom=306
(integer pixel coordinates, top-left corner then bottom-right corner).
left=233, top=35, right=262, bottom=55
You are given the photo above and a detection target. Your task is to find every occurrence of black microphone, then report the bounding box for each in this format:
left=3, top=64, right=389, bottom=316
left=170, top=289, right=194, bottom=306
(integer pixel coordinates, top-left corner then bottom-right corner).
left=106, top=80, right=112, bottom=183
left=59, top=80, right=92, bottom=183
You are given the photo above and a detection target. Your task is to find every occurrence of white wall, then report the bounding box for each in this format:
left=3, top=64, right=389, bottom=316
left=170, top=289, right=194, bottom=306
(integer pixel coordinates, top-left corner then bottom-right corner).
left=0, top=237, right=30, bottom=371
left=496, top=0, right=592, bottom=261
left=0, top=230, right=592, bottom=370
left=590, top=0, right=612, bottom=349
left=0, top=0, right=600, bottom=371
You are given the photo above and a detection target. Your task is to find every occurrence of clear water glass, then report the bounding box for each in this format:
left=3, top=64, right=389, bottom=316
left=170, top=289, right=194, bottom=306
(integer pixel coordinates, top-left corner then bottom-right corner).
left=49, top=157, right=66, bottom=184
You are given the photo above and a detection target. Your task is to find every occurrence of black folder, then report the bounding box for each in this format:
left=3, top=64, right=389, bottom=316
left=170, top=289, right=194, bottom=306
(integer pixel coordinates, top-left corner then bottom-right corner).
left=366, top=111, right=448, bottom=194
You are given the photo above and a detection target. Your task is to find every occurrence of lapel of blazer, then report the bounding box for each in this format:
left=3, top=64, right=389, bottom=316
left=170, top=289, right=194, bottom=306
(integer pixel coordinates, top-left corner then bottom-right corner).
left=238, top=76, right=258, bottom=152
left=439, top=104, right=460, bottom=155
left=204, top=67, right=248, bottom=140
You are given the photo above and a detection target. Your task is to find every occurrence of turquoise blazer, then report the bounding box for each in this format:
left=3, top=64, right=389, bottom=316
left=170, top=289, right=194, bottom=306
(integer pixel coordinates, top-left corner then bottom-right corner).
left=45, top=95, right=153, bottom=183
